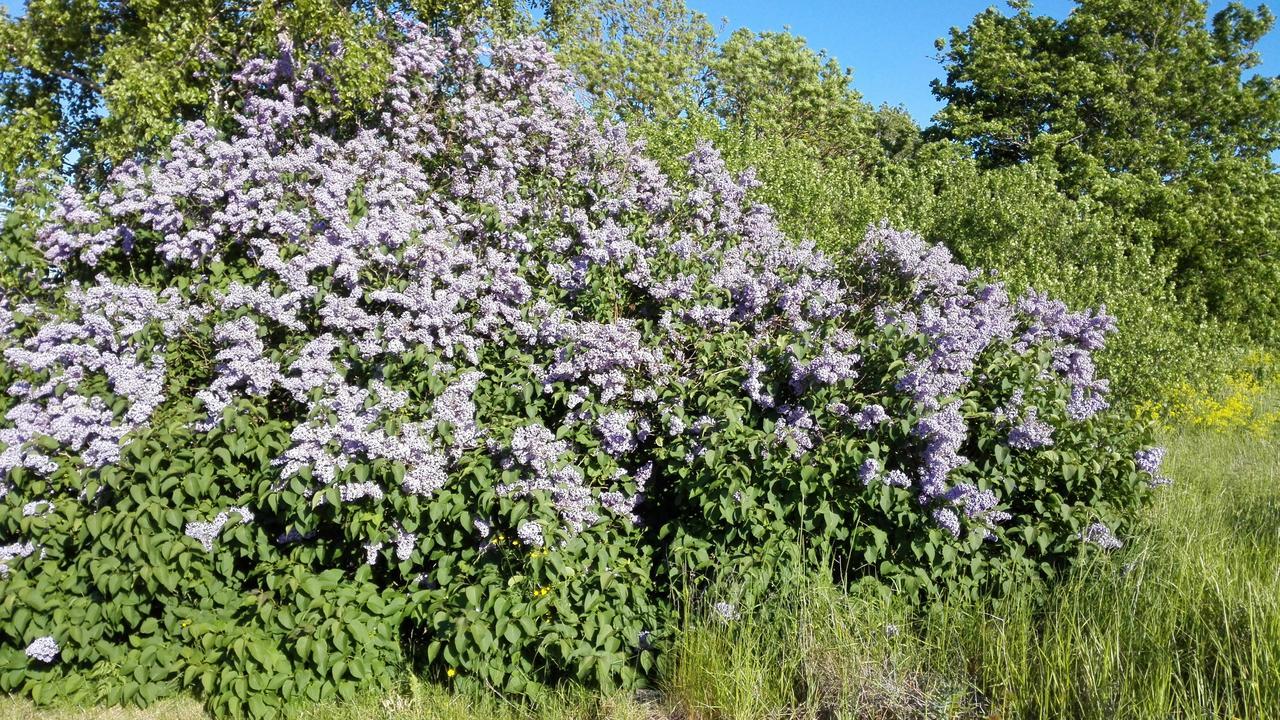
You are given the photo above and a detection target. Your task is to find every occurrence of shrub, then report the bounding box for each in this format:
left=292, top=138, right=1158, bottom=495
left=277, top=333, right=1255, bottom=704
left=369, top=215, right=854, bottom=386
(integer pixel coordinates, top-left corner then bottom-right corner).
left=0, top=24, right=1160, bottom=718
left=1141, top=349, right=1280, bottom=438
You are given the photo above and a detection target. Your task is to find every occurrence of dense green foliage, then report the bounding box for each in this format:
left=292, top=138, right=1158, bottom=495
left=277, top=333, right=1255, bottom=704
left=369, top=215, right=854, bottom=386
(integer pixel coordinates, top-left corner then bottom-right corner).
left=544, top=0, right=717, bottom=120
left=670, top=427, right=1280, bottom=719
left=2, top=426, right=1273, bottom=719
left=933, top=0, right=1280, bottom=343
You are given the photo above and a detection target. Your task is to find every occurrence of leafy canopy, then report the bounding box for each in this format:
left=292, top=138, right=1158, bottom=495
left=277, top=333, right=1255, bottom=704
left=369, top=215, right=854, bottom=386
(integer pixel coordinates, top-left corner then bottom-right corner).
left=931, top=0, right=1280, bottom=343
left=932, top=0, right=1280, bottom=180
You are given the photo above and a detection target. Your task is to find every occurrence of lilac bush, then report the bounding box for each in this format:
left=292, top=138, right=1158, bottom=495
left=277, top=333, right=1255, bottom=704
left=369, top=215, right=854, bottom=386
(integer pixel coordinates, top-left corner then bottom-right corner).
left=0, top=22, right=1162, bottom=717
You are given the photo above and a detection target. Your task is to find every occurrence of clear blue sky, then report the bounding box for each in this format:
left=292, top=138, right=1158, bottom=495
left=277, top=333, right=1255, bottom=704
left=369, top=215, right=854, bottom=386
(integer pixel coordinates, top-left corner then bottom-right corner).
left=1, top=0, right=1277, bottom=125
left=686, top=0, right=1280, bottom=124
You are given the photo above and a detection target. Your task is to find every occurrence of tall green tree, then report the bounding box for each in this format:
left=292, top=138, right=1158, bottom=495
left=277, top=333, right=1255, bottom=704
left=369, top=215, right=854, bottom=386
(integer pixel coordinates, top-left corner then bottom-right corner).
left=932, top=0, right=1280, bottom=181
left=932, top=0, right=1280, bottom=342
left=706, top=28, right=880, bottom=164
left=545, top=4, right=912, bottom=167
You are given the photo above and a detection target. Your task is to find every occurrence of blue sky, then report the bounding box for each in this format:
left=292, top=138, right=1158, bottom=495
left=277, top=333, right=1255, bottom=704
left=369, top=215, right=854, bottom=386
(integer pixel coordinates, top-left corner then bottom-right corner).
left=686, top=0, right=1280, bottom=124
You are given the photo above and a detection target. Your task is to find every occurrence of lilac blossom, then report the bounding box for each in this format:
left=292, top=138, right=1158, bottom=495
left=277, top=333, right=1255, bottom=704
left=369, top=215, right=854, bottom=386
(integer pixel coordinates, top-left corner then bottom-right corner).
left=0, top=541, right=36, bottom=577
left=774, top=405, right=816, bottom=458
left=402, top=452, right=449, bottom=497
left=712, top=601, right=739, bottom=622
left=852, top=404, right=889, bottom=430
left=24, top=636, right=59, bottom=664
left=510, top=425, right=567, bottom=471
left=932, top=507, right=962, bottom=538
left=596, top=411, right=637, bottom=456
left=1082, top=522, right=1123, bottom=550
left=21, top=500, right=54, bottom=517
left=742, top=357, right=774, bottom=408
left=339, top=482, right=385, bottom=503
left=790, top=341, right=860, bottom=389
left=859, top=458, right=880, bottom=485
left=883, top=470, right=911, bottom=489
left=1008, top=407, right=1055, bottom=450
left=395, top=531, right=417, bottom=561
left=912, top=403, right=969, bottom=501
left=185, top=506, right=255, bottom=552
left=1135, top=447, right=1171, bottom=487
left=517, top=521, right=545, bottom=547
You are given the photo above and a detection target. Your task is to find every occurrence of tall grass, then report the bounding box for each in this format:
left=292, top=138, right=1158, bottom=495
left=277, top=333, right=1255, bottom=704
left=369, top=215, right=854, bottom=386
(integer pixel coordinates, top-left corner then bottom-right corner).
left=944, top=428, right=1280, bottom=719
left=4, top=428, right=1276, bottom=719
left=660, top=427, right=1280, bottom=719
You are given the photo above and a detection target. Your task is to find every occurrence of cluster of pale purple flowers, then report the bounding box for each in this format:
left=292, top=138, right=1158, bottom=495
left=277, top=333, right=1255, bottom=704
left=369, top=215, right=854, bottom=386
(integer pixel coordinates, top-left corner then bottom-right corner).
left=790, top=331, right=861, bottom=389
left=24, top=636, right=59, bottom=664
left=22, top=500, right=54, bottom=517
left=1016, top=291, right=1116, bottom=421
left=712, top=601, right=740, bottom=622
left=0, top=540, right=36, bottom=577
left=774, top=405, right=817, bottom=458
left=517, top=522, right=545, bottom=548
left=852, top=222, right=1130, bottom=538
left=859, top=458, right=913, bottom=490
left=1081, top=522, right=1124, bottom=550
left=395, top=531, right=417, bottom=561
left=184, top=507, right=255, bottom=552
left=858, top=458, right=880, bottom=485
left=1135, top=447, right=1171, bottom=487
left=742, top=357, right=775, bottom=408
left=852, top=404, right=889, bottom=430
left=2, top=280, right=198, bottom=487
left=496, top=422, right=637, bottom=533
left=1007, top=407, right=1055, bottom=450
left=932, top=507, right=962, bottom=537
left=595, top=411, right=638, bottom=456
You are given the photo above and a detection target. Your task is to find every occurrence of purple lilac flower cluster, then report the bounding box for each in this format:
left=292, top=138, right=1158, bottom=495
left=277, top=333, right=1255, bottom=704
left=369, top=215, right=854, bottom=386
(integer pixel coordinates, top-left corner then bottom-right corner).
left=24, top=636, right=59, bottom=664
left=712, top=601, right=740, bottom=622
left=1081, top=522, right=1124, bottom=550
left=0, top=540, right=36, bottom=577
left=1007, top=407, right=1055, bottom=450
left=852, top=404, right=889, bottom=430
left=1, top=280, right=199, bottom=494
left=854, top=223, right=1125, bottom=537
left=184, top=506, right=255, bottom=552
left=1135, top=447, right=1171, bottom=487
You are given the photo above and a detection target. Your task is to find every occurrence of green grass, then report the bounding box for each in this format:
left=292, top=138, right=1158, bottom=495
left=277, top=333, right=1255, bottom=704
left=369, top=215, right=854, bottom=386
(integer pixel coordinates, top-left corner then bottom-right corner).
left=930, top=427, right=1280, bottom=719
left=5, top=427, right=1277, bottom=719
